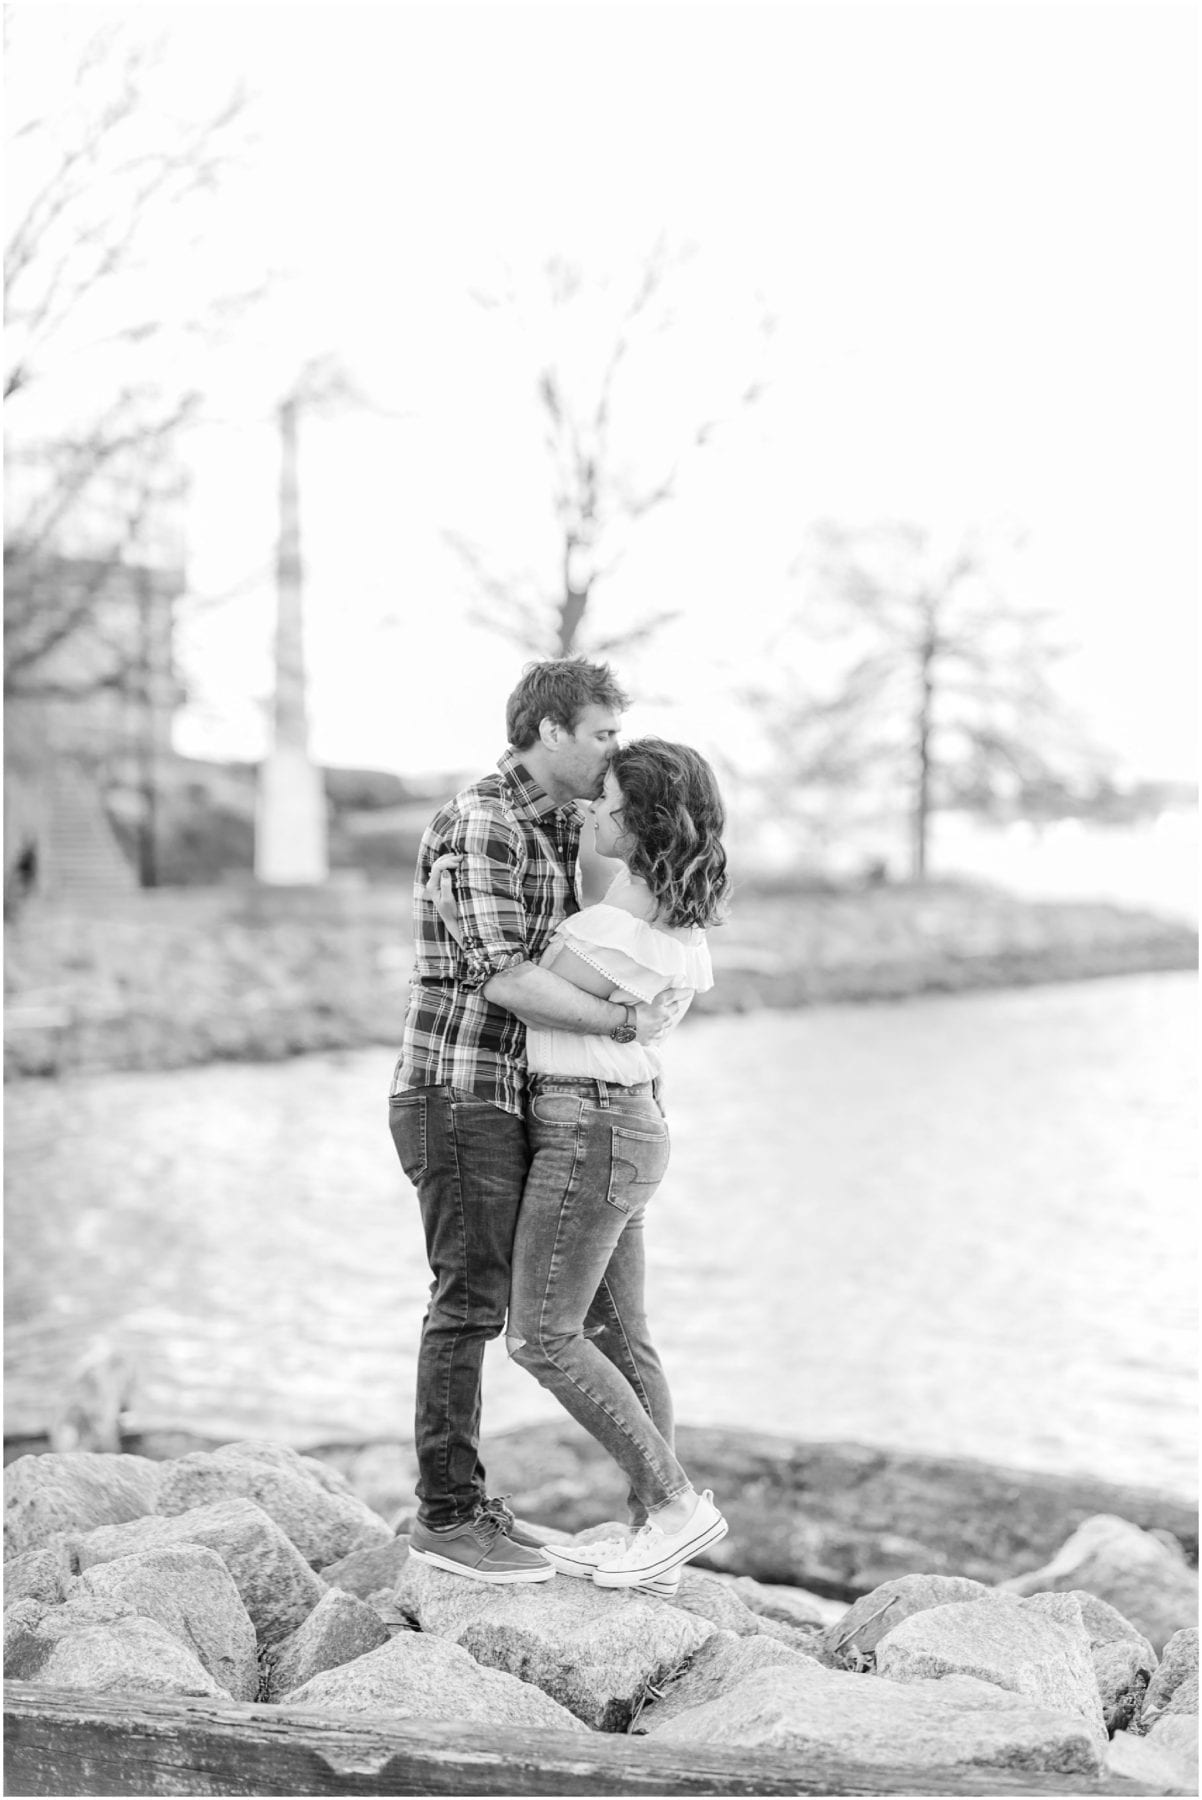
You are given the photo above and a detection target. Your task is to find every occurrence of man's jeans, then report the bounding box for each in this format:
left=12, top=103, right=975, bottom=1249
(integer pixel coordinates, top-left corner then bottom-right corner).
left=389, top=1084, right=529, bottom=1529
left=507, top=1076, right=690, bottom=1520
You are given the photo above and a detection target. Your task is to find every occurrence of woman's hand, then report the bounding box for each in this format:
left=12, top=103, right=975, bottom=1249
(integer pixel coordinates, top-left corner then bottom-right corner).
left=426, top=852, right=464, bottom=945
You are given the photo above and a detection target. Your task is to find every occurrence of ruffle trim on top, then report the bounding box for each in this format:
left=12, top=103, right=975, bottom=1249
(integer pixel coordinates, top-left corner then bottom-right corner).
left=555, top=904, right=713, bottom=999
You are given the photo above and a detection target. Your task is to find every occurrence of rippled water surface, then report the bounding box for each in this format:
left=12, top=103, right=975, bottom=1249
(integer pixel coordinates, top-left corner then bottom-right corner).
left=6, top=972, right=1196, bottom=1496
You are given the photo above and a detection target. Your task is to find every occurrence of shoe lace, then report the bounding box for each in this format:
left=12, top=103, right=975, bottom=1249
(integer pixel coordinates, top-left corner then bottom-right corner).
left=471, top=1505, right=508, bottom=1546
left=479, top=1494, right=516, bottom=1531
left=603, top=1521, right=664, bottom=1565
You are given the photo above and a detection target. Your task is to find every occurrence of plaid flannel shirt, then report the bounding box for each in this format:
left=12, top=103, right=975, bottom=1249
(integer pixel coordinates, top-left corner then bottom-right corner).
left=392, top=749, right=584, bottom=1117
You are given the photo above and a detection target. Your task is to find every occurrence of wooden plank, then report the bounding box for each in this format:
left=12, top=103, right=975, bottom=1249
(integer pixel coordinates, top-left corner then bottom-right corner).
left=3, top=1685, right=1174, bottom=1798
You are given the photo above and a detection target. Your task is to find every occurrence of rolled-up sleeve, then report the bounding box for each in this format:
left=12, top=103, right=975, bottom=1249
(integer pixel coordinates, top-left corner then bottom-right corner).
left=445, top=804, right=530, bottom=992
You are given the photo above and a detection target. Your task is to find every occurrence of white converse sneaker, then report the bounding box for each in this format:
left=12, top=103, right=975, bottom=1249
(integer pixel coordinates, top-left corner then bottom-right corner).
left=543, top=1535, right=629, bottom=1579
left=592, top=1490, right=727, bottom=1587
left=636, top=1567, right=682, bottom=1598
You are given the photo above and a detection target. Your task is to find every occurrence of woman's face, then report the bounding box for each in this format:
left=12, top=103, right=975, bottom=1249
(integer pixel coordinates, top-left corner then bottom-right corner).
left=589, top=767, right=630, bottom=861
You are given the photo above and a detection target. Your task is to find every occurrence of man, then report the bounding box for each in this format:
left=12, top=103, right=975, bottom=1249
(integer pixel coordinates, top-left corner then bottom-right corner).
left=389, top=658, right=667, bottom=1581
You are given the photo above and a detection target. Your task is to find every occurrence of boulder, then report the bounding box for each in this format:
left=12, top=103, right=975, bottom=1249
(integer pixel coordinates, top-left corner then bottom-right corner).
left=319, top=1535, right=412, bottom=1601
left=285, top=1629, right=589, bottom=1732
left=1105, top=1727, right=1195, bottom=1792
left=636, top=1629, right=819, bottom=1732
left=823, top=1574, right=992, bottom=1663
left=662, top=1569, right=822, bottom=1656
left=875, top=1592, right=1105, bottom=1742
left=70, top=1544, right=258, bottom=1701
left=1044, top=1589, right=1157, bottom=1730
left=4, top=1595, right=227, bottom=1700
left=1145, top=1715, right=1199, bottom=1792
left=1141, top=1628, right=1198, bottom=1730
left=299, top=1440, right=420, bottom=1528
left=663, top=1568, right=769, bottom=1637
left=403, top=1558, right=715, bottom=1731
left=646, top=1663, right=1103, bottom=1774
left=73, top=1499, right=325, bottom=1645
left=4, top=1454, right=160, bottom=1559
left=154, top=1442, right=391, bottom=1570
left=727, top=1575, right=843, bottom=1631
left=1093, top=1641, right=1156, bottom=1735
left=2, top=1535, right=81, bottom=1608
left=265, top=1587, right=389, bottom=1700
left=999, top=1514, right=1198, bottom=1653
left=478, top=1419, right=1197, bottom=1593
left=749, top=1615, right=827, bottom=1656
left=214, top=1441, right=358, bottom=1496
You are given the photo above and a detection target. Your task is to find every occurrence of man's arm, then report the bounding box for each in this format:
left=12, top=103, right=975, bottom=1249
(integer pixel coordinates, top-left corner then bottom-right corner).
left=483, top=960, right=669, bottom=1044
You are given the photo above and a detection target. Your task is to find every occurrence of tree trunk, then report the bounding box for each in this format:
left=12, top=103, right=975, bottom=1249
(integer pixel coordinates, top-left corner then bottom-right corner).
left=134, top=568, right=158, bottom=888
left=912, top=623, right=937, bottom=879
left=254, top=393, right=328, bottom=886
left=557, top=535, right=591, bottom=656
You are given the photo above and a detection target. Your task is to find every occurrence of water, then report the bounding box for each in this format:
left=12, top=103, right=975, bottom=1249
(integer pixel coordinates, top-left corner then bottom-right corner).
left=5, top=972, right=1196, bottom=1498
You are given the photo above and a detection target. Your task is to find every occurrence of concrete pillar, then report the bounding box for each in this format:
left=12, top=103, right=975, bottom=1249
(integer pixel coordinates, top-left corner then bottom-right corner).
left=255, top=393, right=328, bottom=885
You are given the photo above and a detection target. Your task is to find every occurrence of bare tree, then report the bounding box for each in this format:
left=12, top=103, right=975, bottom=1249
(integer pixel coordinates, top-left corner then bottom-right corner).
left=747, top=520, right=1103, bottom=880
left=446, top=239, right=772, bottom=660
left=4, top=13, right=259, bottom=703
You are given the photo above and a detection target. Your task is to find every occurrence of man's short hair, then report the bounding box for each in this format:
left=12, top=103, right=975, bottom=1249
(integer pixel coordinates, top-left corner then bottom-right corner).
left=506, top=657, right=629, bottom=750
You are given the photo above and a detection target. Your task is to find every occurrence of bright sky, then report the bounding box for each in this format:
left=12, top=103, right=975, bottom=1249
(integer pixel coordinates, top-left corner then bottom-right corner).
left=10, top=1, right=1198, bottom=784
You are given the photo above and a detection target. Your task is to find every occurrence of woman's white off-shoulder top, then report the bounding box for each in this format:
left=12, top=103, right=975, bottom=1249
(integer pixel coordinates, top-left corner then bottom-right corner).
left=525, top=868, right=713, bottom=1084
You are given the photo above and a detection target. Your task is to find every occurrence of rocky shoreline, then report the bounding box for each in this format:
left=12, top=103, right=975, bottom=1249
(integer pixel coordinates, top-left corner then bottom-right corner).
left=5, top=879, right=1196, bottom=1080
left=4, top=1427, right=1197, bottom=1793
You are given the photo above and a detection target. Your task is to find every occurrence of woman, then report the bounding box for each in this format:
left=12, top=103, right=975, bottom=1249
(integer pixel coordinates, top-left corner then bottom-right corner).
left=430, top=738, right=730, bottom=1593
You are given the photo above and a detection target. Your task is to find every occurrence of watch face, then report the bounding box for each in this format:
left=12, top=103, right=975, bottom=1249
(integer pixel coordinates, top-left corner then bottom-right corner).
left=612, top=1024, right=637, bottom=1043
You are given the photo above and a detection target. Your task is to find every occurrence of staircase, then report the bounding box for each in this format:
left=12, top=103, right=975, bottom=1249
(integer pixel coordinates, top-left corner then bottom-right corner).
left=39, top=762, right=138, bottom=900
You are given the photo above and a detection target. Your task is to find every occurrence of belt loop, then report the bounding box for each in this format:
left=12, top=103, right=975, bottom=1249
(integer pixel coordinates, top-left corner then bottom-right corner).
left=597, top=1079, right=610, bottom=1109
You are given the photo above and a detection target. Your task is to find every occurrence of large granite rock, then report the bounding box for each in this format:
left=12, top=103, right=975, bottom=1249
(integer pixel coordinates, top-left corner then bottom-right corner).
left=265, top=1587, right=390, bottom=1700
left=999, top=1513, right=1199, bottom=1652
left=70, top=1544, right=258, bottom=1702
left=1106, top=1727, right=1196, bottom=1792
left=823, top=1573, right=992, bottom=1663
left=285, top=1629, right=589, bottom=1732
left=2, top=1536, right=81, bottom=1608
left=662, top=1568, right=771, bottom=1637
left=1144, top=1715, right=1199, bottom=1792
left=72, top=1498, right=325, bottom=1645
left=660, top=1569, right=823, bottom=1656
left=297, top=1439, right=420, bottom=1529
left=403, top=1559, right=715, bottom=1731
left=646, top=1661, right=1103, bottom=1775
left=874, top=1592, right=1106, bottom=1743
left=4, top=1595, right=227, bottom=1700
left=1092, top=1640, right=1156, bottom=1736
left=319, top=1535, right=412, bottom=1602
left=637, top=1629, right=821, bottom=1733
left=1055, top=1590, right=1158, bottom=1733
left=726, top=1575, right=842, bottom=1631
left=4, top=1453, right=160, bottom=1559
left=154, top=1442, right=391, bottom=1570
left=477, top=1419, right=1198, bottom=1595
left=1140, top=1628, right=1198, bottom=1729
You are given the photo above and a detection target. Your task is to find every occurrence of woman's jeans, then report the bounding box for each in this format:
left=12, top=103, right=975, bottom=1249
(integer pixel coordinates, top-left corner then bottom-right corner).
left=389, top=1084, right=529, bottom=1530
left=507, top=1075, right=690, bottom=1521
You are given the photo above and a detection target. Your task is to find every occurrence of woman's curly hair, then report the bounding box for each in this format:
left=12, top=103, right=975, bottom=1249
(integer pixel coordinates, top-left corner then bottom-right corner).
left=608, top=738, right=730, bottom=929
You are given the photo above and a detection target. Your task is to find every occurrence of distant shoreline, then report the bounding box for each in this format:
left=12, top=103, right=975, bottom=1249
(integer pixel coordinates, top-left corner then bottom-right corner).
left=4, top=877, right=1196, bottom=1082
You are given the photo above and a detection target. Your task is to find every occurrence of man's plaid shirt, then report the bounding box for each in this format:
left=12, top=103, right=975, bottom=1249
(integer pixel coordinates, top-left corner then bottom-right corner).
left=392, top=749, right=584, bottom=1117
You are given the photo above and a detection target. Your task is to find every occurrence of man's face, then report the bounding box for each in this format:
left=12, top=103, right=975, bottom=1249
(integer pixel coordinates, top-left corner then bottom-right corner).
left=551, top=703, right=622, bottom=800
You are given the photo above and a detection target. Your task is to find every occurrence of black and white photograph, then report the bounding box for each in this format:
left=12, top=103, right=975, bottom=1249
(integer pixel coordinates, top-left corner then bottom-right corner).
left=4, top=2, right=1197, bottom=1795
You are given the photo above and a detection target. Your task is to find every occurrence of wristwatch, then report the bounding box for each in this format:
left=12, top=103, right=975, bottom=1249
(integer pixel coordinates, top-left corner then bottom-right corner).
left=609, top=1003, right=637, bottom=1045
